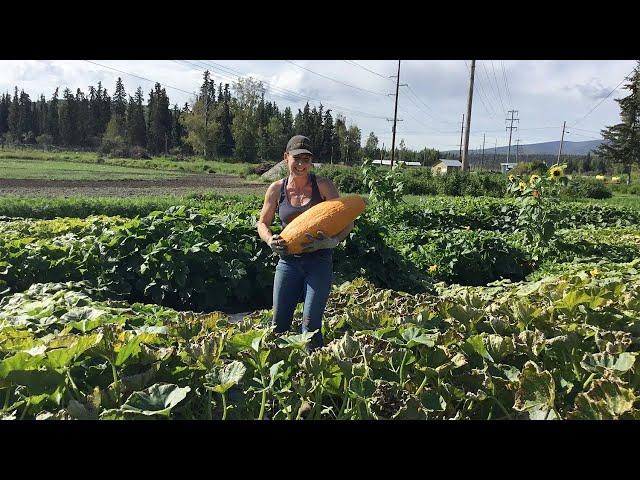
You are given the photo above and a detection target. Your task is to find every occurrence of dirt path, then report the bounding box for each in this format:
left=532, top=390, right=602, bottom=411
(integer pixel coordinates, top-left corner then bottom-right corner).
left=0, top=174, right=269, bottom=197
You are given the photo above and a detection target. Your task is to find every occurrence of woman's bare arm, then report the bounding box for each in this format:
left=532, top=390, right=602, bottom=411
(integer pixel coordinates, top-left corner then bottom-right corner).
left=256, top=181, right=281, bottom=244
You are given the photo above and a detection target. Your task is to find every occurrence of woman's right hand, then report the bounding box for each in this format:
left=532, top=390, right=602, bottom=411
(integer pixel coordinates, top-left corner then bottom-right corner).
left=268, top=234, right=287, bottom=255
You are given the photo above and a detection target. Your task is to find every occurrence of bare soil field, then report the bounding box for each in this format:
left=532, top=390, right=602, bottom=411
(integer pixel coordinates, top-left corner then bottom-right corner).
left=0, top=174, right=268, bottom=197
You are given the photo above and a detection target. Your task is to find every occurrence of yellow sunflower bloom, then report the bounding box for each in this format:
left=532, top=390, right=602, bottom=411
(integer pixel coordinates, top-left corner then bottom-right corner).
left=529, top=174, right=540, bottom=185
left=429, top=265, right=438, bottom=273
left=548, top=165, right=564, bottom=179
left=519, top=181, right=527, bottom=191
left=508, top=174, right=515, bottom=182
left=590, top=268, right=600, bottom=276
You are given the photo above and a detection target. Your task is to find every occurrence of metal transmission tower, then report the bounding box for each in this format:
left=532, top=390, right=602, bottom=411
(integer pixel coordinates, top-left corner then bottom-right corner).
left=505, top=110, right=519, bottom=163
left=461, top=60, right=476, bottom=171
left=515, top=138, right=520, bottom=163
left=388, top=60, right=408, bottom=167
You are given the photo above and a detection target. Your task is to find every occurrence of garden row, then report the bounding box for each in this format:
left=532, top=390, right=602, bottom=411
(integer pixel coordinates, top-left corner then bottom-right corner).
left=315, top=165, right=614, bottom=199
left=1, top=258, right=638, bottom=420
left=2, top=200, right=639, bottom=311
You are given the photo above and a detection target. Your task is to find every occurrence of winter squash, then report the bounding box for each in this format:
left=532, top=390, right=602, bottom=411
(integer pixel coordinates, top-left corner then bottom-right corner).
left=280, top=195, right=366, bottom=254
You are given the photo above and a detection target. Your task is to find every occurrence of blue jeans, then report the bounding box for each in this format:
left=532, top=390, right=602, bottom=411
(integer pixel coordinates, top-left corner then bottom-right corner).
left=272, top=249, right=333, bottom=350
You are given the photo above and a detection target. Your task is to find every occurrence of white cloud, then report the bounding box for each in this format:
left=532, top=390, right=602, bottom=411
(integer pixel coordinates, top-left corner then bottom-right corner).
left=0, top=59, right=635, bottom=151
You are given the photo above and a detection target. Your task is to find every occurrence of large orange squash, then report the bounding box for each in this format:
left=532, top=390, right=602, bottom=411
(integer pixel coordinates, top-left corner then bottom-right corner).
left=280, top=195, right=366, bottom=254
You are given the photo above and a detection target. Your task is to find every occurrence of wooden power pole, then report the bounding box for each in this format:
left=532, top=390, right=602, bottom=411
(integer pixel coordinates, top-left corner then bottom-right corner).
left=557, top=121, right=567, bottom=165
left=461, top=59, right=475, bottom=171
left=390, top=60, right=401, bottom=168
left=459, top=114, right=465, bottom=161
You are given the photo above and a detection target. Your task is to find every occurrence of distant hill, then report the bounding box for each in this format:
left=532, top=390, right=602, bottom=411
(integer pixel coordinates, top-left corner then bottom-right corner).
left=446, top=140, right=602, bottom=156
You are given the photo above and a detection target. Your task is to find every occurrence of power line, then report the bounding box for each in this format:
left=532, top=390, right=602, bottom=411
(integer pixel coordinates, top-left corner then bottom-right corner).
left=85, top=60, right=195, bottom=96
left=464, top=60, right=497, bottom=118
left=500, top=61, right=513, bottom=109
left=478, top=60, right=504, bottom=116
left=193, top=59, right=390, bottom=119
left=343, top=60, right=394, bottom=80
left=404, top=85, right=459, bottom=125
left=189, top=61, right=441, bottom=151
left=488, top=60, right=507, bottom=116
left=570, top=65, right=638, bottom=128
left=285, top=60, right=388, bottom=97
left=180, top=59, right=389, bottom=121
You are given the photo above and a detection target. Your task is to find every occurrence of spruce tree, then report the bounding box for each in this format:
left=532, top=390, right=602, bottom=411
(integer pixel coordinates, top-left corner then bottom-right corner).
left=0, top=93, right=9, bottom=137
left=364, top=132, right=379, bottom=160
left=217, top=83, right=234, bottom=157
left=75, top=88, right=90, bottom=146
left=319, top=109, right=335, bottom=162
left=126, top=87, right=147, bottom=147
left=595, top=61, right=640, bottom=184
left=282, top=107, right=294, bottom=140
left=58, top=88, right=78, bottom=146
left=18, top=90, right=34, bottom=142
left=46, top=88, right=60, bottom=143
left=7, top=87, right=20, bottom=142
left=171, top=104, right=184, bottom=151
left=111, top=77, right=127, bottom=137
left=147, top=83, right=172, bottom=154
left=334, top=114, right=347, bottom=164
left=181, top=73, right=221, bottom=159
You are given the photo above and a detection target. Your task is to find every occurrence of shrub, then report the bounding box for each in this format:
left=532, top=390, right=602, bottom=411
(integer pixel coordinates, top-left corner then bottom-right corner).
left=128, top=146, right=151, bottom=159
left=564, top=177, right=612, bottom=199
left=510, top=160, right=548, bottom=177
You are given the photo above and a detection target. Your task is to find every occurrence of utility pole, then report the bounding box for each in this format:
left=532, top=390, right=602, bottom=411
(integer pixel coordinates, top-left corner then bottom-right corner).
left=515, top=138, right=520, bottom=163
left=481, top=133, right=485, bottom=170
left=390, top=60, right=403, bottom=168
left=461, top=59, right=475, bottom=172
left=459, top=114, right=465, bottom=161
left=557, top=120, right=567, bottom=165
left=505, top=110, right=519, bottom=164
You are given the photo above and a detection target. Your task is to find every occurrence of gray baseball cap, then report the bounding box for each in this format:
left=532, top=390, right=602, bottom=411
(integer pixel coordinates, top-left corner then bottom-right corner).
left=286, top=135, right=313, bottom=156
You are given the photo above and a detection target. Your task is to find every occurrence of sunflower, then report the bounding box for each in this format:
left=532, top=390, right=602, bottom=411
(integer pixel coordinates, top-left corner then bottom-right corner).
left=529, top=174, right=540, bottom=185
left=428, top=265, right=438, bottom=273
left=518, top=181, right=527, bottom=191
left=508, top=174, right=515, bottom=183
left=548, top=165, right=564, bottom=179
left=590, top=268, right=600, bottom=277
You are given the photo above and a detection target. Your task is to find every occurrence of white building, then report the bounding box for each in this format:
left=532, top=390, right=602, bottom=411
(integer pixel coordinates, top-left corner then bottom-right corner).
left=372, top=159, right=423, bottom=167
left=431, top=159, right=462, bottom=174
left=500, top=162, right=518, bottom=174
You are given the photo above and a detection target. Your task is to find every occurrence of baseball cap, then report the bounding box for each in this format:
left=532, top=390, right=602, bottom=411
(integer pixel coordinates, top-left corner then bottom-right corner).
left=286, top=135, right=313, bottom=156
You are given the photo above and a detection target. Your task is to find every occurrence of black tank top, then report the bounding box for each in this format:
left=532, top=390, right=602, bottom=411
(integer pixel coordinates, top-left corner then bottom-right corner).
left=278, top=173, right=325, bottom=228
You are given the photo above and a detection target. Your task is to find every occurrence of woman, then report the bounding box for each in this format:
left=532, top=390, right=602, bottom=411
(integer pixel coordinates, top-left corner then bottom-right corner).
left=257, top=135, right=354, bottom=350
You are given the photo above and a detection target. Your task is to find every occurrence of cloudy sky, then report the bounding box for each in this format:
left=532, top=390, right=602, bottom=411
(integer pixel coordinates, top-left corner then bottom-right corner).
left=1, top=59, right=636, bottom=151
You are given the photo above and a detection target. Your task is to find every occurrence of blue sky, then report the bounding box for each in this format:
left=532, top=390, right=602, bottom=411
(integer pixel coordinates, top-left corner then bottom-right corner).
left=1, top=59, right=636, bottom=151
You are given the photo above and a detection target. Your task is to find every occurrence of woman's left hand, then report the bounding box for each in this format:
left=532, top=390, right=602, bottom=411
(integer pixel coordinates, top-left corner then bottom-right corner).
left=301, top=231, right=340, bottom=253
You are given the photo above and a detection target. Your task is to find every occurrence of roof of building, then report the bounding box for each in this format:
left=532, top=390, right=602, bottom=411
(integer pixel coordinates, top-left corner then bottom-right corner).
left=372, top=159, right=422, bottom=166
left=435, top=159, right=462, bottom=167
